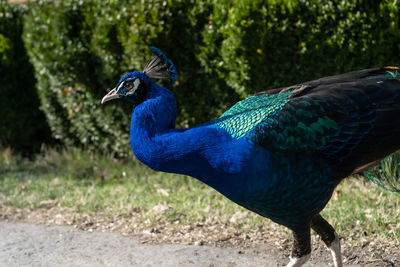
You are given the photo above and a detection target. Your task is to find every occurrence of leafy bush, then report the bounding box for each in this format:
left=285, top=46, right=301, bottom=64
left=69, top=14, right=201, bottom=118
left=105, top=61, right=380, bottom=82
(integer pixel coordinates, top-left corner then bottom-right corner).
left=0, top=1, right=51, bottom=153
left=200, top=0, right=400, bottom=96
left=22, top=0, right=400, bottom=157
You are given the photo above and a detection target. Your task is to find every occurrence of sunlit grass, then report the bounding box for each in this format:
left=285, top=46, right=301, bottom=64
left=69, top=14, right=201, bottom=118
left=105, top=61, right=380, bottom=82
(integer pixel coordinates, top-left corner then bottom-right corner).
left=322, top=177, right=400, bottom=244
left=0, top=147, right=400, bottom=244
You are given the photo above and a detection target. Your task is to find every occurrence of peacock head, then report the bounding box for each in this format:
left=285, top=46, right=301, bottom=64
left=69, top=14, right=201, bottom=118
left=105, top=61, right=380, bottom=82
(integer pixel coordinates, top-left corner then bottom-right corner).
left=101, top=46, right=177, bottom=105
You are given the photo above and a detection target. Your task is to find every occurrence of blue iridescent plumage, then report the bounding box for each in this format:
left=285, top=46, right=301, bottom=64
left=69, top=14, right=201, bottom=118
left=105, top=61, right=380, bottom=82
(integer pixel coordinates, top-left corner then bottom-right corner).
left=102, top=48, right=400, bottom=266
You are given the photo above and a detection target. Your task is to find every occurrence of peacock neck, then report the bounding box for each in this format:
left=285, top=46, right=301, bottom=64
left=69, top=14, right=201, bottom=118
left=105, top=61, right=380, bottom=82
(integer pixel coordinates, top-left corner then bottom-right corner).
left=130, top=82, right=177, bottom=140
left=130, top=82, right=217, bottom=180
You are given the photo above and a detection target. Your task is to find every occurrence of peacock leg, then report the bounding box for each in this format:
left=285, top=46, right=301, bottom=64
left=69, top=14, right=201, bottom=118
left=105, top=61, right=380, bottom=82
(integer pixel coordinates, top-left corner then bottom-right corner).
left=286, top=227, right=311, bottom=267
left=311, top=214, right=343, bottom=267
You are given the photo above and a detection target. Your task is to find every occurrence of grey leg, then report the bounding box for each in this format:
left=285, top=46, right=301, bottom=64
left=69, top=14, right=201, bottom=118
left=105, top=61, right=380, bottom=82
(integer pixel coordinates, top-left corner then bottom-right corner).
left=286, top=227, right=311, bottom=267
left=311, top=214, right=343, bottom=267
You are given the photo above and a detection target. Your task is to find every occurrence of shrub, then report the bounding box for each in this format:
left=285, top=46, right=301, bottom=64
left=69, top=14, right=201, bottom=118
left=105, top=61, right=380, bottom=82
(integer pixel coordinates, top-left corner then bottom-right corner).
left=199, top=0, right=400, bottom=97
left=0, top=1, right=51, bottom=153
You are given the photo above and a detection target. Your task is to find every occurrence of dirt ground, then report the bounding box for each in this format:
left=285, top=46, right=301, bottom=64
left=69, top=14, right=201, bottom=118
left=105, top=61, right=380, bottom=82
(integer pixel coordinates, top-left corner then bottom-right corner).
left=1, top=205, right=400, bottom=266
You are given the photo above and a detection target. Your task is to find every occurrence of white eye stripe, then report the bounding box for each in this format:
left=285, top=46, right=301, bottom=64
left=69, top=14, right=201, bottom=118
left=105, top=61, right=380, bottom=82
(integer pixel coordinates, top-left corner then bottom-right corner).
left=126, top=79, right=141, bottom=95
left=133, top=79, right=140, bottom=91
left=117, top=81, right=125, bottom=92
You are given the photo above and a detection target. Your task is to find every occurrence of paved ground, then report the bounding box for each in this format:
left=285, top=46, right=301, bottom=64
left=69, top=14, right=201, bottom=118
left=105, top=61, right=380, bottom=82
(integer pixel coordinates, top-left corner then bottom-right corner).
left=0, top=221, right=364, bottom=267
left=0, top=222, right=278, bottom=267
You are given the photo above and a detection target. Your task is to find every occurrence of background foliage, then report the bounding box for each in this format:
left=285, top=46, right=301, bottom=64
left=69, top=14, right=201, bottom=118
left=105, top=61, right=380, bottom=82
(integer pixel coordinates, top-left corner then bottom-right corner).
left=2, top=0, right=400, bottom=156
left=0, top=1, right=51, bottom=153
left=200, top=0, right=400, bottom=96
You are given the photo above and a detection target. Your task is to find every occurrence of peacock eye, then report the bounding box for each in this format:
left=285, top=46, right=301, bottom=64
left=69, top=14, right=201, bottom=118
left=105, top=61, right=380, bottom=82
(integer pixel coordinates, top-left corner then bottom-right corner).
left=124, top=78, right=141, bottom=96
left=125, top=82, right=133, bottom=90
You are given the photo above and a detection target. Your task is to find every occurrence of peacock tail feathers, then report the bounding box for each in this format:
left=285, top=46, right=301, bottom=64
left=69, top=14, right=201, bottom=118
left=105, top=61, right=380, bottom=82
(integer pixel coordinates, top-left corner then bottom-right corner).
left=363, top=151, right=400, bottom=195
left=144, top=46, right=177, bottom=85
left=367, top=67, right=400, bottom=81
left=387, top=69, right=400, bottom=81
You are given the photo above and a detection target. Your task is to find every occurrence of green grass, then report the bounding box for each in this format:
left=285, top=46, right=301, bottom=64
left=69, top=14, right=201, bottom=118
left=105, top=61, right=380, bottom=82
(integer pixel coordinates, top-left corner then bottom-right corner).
left=322, top=177, right=400, bottom=244
left=0, top=147, right=400, bottom=244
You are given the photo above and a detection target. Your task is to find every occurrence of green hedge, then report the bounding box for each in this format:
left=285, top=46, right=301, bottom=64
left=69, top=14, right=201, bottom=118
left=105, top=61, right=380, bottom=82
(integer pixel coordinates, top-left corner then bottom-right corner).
left=22, top=0, right=400, bottom=156
left=0, top=1, right=51, bottom=153
left=200, top=0, right=400, bottom=96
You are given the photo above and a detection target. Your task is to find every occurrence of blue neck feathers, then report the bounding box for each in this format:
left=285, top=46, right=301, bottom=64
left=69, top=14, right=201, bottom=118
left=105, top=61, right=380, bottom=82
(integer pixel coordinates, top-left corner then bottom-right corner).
left=130, top=82, right=215, bottom=178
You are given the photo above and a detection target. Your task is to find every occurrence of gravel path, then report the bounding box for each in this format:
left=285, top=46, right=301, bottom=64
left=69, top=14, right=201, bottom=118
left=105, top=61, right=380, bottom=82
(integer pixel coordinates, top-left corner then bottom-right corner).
left=0, top=222, right=280, bottom=267
left=0, top=221, right=368, bottom=267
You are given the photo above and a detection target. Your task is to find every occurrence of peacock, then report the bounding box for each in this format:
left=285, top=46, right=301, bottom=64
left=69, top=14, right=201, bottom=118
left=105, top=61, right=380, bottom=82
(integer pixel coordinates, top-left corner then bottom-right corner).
left=101, top=47, right=400, bottom=267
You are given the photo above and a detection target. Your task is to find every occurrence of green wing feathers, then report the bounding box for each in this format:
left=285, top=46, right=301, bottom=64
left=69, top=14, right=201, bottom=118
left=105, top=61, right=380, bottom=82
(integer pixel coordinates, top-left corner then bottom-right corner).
left=216, top=90, right=292, bottom=139
left=248, top=97, right=343, bottom=152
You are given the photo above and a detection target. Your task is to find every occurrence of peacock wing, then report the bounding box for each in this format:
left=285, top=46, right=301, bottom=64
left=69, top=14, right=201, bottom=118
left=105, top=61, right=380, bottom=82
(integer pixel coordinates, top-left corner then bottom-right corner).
left=216, top=67, right=400, bottom=175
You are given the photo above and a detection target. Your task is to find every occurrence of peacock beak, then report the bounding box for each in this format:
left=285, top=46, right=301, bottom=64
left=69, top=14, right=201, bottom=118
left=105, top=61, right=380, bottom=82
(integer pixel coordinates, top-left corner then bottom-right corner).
left=101, top=88, right=120, bottom=104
